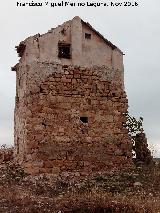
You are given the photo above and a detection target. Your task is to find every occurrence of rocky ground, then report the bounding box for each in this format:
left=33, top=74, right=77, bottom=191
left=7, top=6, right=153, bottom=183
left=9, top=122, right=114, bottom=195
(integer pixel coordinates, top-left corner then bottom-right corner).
left=0, top=160, right=160, bottom=213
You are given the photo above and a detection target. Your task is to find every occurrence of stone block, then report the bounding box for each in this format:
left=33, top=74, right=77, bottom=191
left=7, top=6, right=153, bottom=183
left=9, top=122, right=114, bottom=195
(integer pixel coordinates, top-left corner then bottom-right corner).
left=14, top=63, right=132, bottom=176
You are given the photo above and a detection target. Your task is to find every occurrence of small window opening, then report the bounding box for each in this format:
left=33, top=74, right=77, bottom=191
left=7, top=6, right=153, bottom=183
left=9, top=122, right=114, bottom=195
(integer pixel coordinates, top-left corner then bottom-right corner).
left=80, top=117, right=88, bottom=123
left=58, top=43, right=71, bottom=59
left=85, top=33, right=91, bottom=39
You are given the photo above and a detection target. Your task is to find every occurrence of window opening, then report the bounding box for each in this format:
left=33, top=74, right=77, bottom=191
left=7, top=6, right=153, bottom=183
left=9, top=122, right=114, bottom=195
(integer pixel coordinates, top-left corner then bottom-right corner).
left=58, top=43, right=71, bottom=59
left=80, top=117, right=88, bottom=123
left=85, top=33, right=91, bottom=39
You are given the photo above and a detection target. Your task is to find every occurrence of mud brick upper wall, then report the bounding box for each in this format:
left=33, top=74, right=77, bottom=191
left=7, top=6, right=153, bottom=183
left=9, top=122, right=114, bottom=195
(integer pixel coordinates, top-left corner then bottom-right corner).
left=13, top=16, right=124, bottom=76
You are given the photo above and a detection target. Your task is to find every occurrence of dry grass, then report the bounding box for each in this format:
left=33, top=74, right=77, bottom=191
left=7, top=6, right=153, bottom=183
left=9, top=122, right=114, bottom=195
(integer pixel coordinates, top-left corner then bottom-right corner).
left=0, top=161, right=160, bottom=212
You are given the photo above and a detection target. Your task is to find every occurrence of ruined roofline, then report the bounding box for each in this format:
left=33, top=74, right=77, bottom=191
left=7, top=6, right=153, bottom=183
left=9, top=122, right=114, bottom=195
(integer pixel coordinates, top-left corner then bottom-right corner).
left=15, top=19, right=71, bottom=46
left=11, top=16, right=124, bottom=71
left=15, top=16, right=124, bottom=55
left=13, top=19, right=72, bottom=60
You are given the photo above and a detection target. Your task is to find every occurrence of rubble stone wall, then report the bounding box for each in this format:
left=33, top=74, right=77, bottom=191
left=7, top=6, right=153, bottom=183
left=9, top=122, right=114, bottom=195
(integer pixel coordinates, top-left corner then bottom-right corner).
left=14, top=62, right=132, bottom=176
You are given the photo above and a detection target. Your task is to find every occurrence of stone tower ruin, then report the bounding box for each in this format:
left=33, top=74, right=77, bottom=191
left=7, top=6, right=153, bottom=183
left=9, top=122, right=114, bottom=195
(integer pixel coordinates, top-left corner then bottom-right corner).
left=12, top=16, right=132, bottom=176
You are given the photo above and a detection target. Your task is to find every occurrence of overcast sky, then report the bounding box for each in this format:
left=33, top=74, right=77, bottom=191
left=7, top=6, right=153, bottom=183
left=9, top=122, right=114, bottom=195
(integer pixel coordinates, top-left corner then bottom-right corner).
left=0, top=0, right=159, bottom=156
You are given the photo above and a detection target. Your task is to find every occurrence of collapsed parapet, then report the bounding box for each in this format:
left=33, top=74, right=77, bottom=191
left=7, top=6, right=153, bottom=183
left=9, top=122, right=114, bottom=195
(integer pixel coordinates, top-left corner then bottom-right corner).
left=14, top=62, right=133, bottom=176
left=134, top=133, right=153, bottom=165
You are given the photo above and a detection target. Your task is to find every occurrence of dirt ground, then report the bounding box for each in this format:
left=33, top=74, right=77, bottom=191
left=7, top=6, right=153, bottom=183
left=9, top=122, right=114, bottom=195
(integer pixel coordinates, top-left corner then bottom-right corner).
left=0, top=160, right=160, bottom=213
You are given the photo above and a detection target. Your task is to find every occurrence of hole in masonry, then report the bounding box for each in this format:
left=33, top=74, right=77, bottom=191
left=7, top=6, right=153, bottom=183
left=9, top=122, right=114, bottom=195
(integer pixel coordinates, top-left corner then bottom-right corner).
left=85, top=33, right=91, bottom=39
left=80, top=117, right=88, bottom=123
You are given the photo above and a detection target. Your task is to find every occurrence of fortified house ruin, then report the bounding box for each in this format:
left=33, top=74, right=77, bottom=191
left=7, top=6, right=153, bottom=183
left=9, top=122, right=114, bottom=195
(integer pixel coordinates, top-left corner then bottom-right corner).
left=12, top=16, right=133, bottom=176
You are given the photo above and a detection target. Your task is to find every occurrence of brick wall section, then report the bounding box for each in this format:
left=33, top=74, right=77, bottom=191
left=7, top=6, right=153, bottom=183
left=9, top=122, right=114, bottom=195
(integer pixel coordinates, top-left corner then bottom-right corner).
left=14, top=62, right=132, bottom=176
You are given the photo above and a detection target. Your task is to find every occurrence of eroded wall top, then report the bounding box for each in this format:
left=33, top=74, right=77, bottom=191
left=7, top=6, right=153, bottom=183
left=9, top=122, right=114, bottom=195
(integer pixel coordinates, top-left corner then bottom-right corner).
left=12, top=16, right=124, bottom=70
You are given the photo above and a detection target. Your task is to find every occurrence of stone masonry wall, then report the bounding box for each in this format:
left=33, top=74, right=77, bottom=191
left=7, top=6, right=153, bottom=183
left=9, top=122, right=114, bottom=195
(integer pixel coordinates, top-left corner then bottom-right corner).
left=14, top=62, right=132, bottom=176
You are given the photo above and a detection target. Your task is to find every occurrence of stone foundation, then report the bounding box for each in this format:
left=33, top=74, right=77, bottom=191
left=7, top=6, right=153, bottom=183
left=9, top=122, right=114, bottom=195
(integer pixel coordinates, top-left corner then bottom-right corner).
left=14, top=62, right=132, bottom=176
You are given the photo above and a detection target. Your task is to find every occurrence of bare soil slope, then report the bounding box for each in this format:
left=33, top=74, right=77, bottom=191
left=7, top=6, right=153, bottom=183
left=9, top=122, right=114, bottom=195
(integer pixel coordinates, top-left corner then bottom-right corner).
left=0, top=160, right=160, bottom=213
